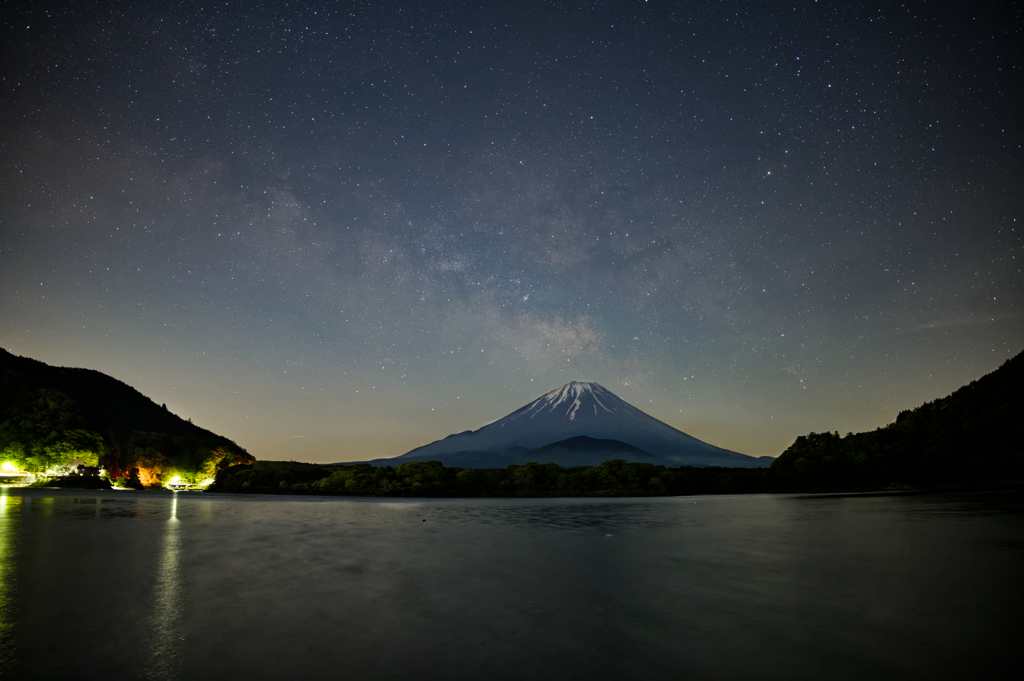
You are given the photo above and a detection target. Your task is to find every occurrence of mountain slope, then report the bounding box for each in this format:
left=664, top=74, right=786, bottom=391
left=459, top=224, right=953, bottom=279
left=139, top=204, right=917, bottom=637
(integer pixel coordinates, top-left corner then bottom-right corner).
left=523, top=436, right=660, bottom=467
left=380, top=381, right=766, bottom=468
left=0, top=349, right=253, bottom=485
left=771, top=350, right=1024, bottom=488
left=390, top=436, right=659, bottom=469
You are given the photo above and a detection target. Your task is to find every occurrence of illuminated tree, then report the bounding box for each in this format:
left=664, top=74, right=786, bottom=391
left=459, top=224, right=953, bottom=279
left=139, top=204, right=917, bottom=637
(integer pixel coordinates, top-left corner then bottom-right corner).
left=134, top=447, right=167, bottom=487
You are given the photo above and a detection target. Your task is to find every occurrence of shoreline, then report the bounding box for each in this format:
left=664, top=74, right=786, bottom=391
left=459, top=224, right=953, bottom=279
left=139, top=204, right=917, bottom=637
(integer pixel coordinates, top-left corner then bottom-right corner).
left=9, top=476, right=1023, bottom=499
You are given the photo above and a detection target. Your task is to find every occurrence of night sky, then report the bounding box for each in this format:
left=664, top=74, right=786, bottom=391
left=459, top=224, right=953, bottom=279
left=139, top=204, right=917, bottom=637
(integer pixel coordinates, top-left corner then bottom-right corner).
left=2, top=0, right=1021, bottom=463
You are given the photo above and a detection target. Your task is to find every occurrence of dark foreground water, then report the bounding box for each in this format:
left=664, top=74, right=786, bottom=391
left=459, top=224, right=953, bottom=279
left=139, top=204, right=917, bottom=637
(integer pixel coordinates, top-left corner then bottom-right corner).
left=0, top=488, right=1021, bottom=680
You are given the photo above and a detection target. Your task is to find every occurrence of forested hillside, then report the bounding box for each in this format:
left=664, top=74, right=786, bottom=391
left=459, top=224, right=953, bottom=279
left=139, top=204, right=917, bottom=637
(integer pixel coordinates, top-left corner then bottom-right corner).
left=771, top=351, right=1024, bottom=489
left=0, top=349, right=253, bottom=486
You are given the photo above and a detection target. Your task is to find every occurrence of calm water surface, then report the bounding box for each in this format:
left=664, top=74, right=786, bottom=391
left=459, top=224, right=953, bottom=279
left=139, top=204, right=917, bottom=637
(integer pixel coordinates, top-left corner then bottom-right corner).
left=0, top=488, right=1021, bottom=679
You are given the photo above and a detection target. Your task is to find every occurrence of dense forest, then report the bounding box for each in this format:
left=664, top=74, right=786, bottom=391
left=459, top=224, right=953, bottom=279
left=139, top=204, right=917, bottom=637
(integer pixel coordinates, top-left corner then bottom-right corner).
left=769, top=350, right=1024, bottom=491
left=0, top=349, right=253, bottom=487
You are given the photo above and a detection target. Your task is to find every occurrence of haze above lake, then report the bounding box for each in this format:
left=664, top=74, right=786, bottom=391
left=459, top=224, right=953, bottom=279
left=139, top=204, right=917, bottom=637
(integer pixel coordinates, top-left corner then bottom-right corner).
left=1, top=488, right=1021, bottom=679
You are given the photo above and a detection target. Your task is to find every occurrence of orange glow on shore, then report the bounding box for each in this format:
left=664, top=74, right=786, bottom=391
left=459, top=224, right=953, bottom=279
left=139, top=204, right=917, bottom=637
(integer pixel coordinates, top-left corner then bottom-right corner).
left=136, top=467, right=162, bottom=487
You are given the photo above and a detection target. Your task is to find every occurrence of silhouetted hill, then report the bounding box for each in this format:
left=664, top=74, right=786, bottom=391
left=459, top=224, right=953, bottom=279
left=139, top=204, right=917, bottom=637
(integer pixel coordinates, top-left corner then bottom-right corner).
left=0, top=349, right=253, bottom=486
left=771, top=350, right=1024, bottom=489
left=523, top=436, right=659, bottom=466
left=375, top=437, right=660, bottom=469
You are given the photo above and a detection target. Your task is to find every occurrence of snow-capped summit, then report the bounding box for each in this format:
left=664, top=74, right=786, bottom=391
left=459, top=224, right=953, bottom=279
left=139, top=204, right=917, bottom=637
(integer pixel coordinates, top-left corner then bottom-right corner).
left=383, top=381, right=768, bottom=469
left=515, top=381, right=624, bottom=422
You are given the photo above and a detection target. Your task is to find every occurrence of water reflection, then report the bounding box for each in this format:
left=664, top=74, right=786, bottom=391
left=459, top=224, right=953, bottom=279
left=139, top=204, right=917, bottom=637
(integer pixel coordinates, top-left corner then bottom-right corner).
left=0, top=488, right=1018, bottom=679
left=145, top=493, right=182, bottom=680
left=381, top=498, right=694, bottom=531
left=0, top=490, right=22, bottom=670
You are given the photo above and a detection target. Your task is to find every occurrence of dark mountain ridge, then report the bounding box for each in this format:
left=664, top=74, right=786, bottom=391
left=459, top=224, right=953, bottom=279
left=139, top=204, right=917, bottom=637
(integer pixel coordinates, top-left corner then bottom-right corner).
left=0, top=349, right=253, bottom=485
left=771, top=350, right=1024, bottom=488
left=527, top=436, right=659, bottom=465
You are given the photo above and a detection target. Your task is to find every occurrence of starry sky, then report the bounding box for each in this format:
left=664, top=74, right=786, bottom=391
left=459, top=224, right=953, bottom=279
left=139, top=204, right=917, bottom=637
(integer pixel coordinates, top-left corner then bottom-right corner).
left=2, top=0, right=1022, bottom=463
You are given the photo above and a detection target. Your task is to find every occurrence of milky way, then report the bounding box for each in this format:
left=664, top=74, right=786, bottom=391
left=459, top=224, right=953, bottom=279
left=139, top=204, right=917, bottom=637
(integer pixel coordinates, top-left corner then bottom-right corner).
left=2, top=0, right=1021, bottom=462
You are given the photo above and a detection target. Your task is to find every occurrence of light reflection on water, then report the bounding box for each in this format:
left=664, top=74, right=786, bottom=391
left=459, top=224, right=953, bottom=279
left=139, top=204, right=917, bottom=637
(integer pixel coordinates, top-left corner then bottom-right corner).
left=0, top=491, right=20, bottom=670
left=145, top=493, right=182, bottom=681
left=0, top=488, right=1019, bottom=680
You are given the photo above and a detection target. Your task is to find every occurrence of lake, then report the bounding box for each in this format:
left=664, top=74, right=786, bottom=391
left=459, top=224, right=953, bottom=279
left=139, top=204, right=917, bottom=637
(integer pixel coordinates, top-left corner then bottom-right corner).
left=0, top=487, right=1021, bottom=679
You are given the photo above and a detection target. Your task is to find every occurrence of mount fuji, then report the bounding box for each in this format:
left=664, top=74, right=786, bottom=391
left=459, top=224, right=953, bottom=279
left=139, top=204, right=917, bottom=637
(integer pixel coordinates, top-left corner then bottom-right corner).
left=365, top=381, right=771, bottom=469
